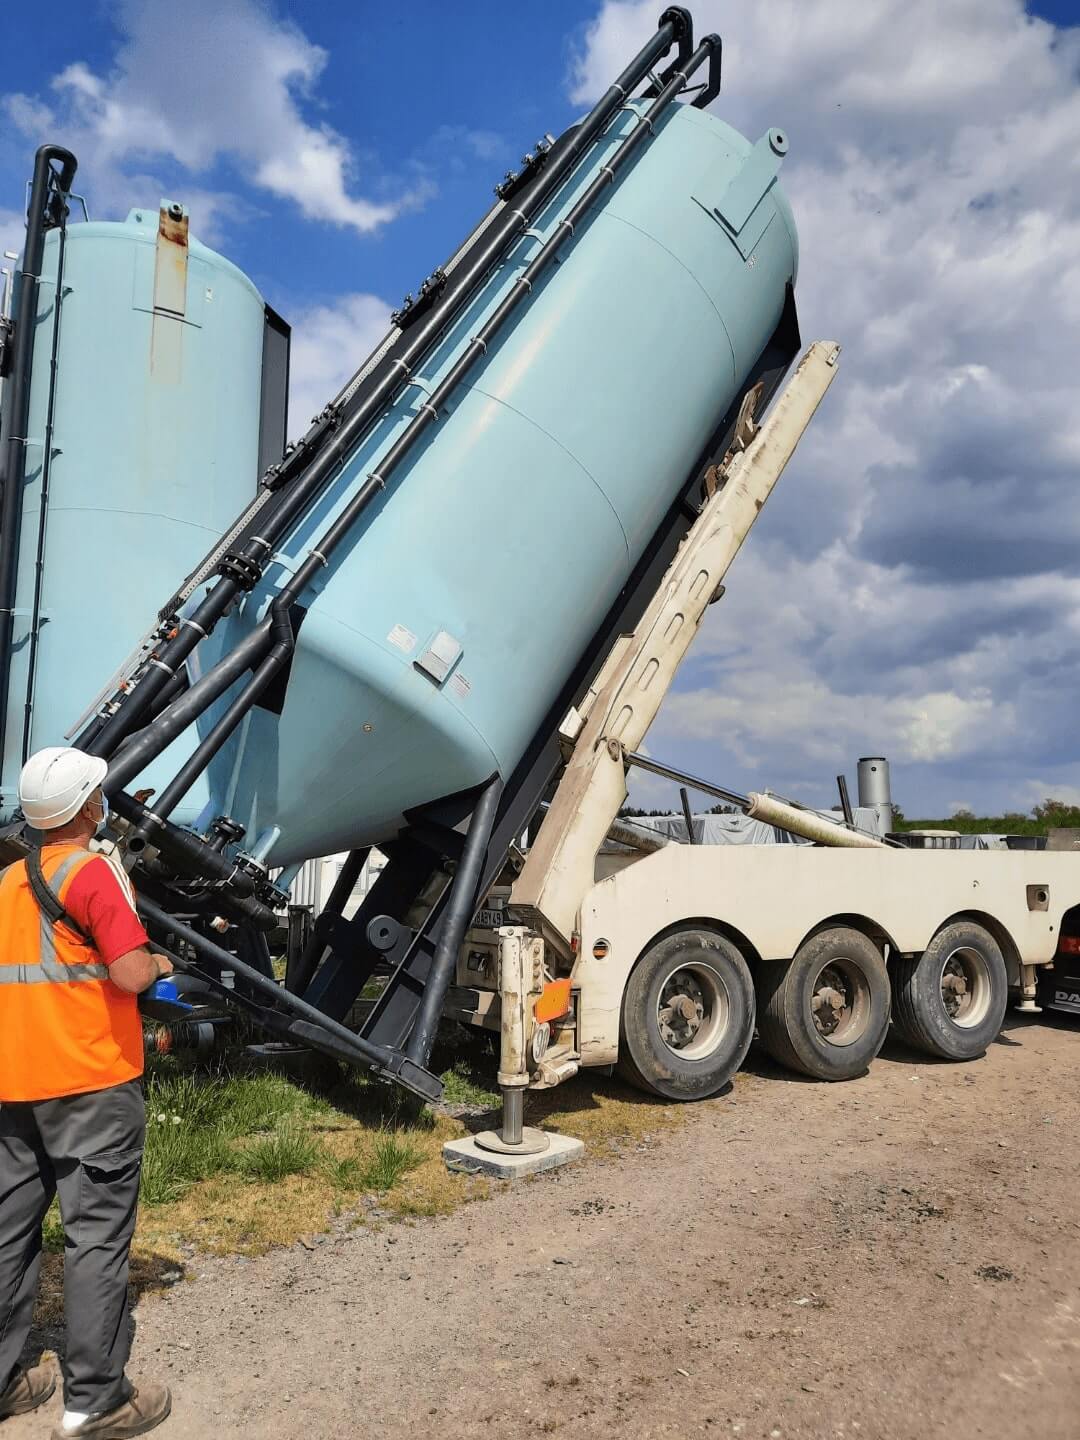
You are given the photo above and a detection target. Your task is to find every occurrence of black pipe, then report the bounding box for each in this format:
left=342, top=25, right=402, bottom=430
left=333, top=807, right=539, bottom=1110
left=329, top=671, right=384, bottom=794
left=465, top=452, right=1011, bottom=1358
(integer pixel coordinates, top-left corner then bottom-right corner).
left=136, top=604, right=293, bottom=827
left=108, top=672, right=188, bottom=760
left=405, top=773, right=503, bottom=1066
left=137, top=892, right=437, bottom=1089
left=644, top=7, right=694, bottom=95
left=80, top=15, right=686, bottom=762
left=679, top=786, right=697, bottom=844
left=20, top=214, right=69, bottom=764
left=287, top=846, right=369, bottom=995
left=624, top=750, right=750, bottom=810
left=691, top=35, right=722, bottom=107
left=104, top=618, right=271, bottom=792
left=137, top=867, right=276, bottom=932
left=0, top=144, right=77, bottom=777
left=837, top=774, right=854, bottom=827
left=111, top=790, right=260, bottom=897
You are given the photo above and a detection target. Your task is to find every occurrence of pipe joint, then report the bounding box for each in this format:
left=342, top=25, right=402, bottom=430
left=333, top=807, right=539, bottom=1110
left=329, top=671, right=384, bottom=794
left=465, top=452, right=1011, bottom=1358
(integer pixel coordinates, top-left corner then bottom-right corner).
left=659, top=6, right=693, bottom=44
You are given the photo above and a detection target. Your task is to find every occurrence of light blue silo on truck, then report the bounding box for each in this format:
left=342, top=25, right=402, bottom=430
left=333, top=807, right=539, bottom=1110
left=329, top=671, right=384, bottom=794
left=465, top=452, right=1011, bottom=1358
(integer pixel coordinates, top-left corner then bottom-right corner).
left=0, top=203, right=287, bottom=818
left=2, top=96, right=796, bottom=867
left=181, top=101, right=799, bottom=865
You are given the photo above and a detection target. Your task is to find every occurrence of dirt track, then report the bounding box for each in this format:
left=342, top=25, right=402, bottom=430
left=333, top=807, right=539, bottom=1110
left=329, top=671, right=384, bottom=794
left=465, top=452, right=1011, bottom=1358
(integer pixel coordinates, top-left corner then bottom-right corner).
left=12, top=1013, right=1080, bottom=1440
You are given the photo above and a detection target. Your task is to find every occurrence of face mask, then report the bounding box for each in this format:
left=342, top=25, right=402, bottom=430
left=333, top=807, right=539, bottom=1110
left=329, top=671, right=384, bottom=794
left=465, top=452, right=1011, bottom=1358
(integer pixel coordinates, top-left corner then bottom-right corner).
left=92, top=791, right=109, bottom=835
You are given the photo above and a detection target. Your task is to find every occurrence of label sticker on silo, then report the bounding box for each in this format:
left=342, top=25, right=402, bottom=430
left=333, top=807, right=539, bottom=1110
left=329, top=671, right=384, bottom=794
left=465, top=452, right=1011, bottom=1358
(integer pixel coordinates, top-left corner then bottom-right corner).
left=387, top=624, right=417, bottom=654
left=450, top=672, right=472, bottom=700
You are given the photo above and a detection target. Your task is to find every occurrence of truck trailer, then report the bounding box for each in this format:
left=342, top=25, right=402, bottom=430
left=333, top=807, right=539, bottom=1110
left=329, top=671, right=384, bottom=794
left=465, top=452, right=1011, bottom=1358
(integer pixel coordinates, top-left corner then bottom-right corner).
left=0, top=9, right=1072, bottom=1161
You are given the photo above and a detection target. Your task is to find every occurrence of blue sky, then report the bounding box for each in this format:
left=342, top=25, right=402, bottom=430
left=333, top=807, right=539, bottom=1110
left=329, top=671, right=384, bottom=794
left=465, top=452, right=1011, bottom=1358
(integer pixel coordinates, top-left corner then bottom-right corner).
left=3, top=0, right=1080, bottom=820
left=1029, top=0, right=1080, bottom=21
left=1, top=2, right=601, bottom=333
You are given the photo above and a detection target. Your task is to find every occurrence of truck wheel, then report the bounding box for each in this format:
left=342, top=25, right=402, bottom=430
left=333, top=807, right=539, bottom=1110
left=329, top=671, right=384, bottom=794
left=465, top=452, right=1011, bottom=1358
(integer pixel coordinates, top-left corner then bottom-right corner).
left=617, top=929, right=756, bottom=1100
left=757, top=928, right=890, bottom=1081
left=892, top=922, right=1008, bottom=1060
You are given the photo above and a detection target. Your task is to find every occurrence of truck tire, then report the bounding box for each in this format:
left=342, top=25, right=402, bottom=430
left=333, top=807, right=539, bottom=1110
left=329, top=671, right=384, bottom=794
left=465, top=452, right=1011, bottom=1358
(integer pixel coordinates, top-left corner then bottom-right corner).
left=617, top=928, right=756, bottom=1100
left=757, top=928, right=890, bottom=1081
left=892, top=922, right=1008, bottom=1060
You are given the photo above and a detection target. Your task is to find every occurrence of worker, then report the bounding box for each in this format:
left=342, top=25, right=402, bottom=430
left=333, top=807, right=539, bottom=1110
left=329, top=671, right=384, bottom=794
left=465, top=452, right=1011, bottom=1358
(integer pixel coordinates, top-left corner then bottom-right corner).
left=0, top=747, right=173, bottom=1439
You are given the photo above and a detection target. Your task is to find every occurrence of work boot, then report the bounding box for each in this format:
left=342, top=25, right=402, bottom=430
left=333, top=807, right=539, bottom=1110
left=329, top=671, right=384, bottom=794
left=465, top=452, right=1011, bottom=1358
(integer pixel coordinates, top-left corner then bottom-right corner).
left=51, top=1381, right=171, bottom=1439
left=0, top=1357, right=57, bottom=1416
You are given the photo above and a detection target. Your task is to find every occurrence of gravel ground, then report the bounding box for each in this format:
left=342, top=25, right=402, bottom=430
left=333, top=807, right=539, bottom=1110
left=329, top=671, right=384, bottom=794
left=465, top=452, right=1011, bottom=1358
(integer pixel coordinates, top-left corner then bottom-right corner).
left=9, top=1012, right=1079, bottom=1440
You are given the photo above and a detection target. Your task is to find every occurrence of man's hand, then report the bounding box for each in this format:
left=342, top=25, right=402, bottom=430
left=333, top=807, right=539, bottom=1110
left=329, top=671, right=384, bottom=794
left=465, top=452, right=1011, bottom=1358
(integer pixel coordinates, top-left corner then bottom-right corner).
left=110, top=945, right=172, bottom=994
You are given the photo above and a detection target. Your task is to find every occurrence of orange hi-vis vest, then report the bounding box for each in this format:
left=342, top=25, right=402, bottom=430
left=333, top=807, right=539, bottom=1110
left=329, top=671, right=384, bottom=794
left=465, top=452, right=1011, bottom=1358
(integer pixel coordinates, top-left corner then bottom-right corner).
left=0, top=844, right=143, bottom=1102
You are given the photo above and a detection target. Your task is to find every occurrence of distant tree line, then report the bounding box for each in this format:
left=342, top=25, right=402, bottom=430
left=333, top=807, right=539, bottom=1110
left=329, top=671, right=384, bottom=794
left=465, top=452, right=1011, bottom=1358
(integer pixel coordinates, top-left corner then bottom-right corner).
left=620, top=803, right=737, bottom=817
left=891, top=798, right=1080, bottom=836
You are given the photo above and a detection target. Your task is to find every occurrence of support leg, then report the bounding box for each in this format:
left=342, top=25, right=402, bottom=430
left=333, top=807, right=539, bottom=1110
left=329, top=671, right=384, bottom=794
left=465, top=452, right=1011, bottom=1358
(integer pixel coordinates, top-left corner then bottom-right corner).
left=475, top=927, right=549, bottom=1157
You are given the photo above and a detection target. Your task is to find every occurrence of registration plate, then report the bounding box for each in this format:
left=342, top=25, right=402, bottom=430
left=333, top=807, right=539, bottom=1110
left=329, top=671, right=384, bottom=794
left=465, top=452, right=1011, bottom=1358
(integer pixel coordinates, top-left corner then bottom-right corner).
left=474, top=903, right=506, bottom=929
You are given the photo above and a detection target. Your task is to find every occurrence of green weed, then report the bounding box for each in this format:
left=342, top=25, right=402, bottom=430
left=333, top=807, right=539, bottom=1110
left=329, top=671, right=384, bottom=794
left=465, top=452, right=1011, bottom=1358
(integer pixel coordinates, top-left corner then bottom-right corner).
left=359, top=1132, right=423, bottom=1192
left=138, top=1061, right=337, bottom=1205
left=322, top=1153, right=366, bottom=1192
left=141, top=1118, right=233, bottom=1206
left=439, top=1058, right=500, bottom=1109
left=233, top=1126, right=324, bottom=1183
left=41, top=1202, right=65, bottom=1253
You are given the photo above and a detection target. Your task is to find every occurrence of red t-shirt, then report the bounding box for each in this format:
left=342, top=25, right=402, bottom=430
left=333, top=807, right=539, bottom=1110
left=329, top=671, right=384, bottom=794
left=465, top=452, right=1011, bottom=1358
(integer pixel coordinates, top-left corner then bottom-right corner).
left=63, top=855, right=149, bottom=965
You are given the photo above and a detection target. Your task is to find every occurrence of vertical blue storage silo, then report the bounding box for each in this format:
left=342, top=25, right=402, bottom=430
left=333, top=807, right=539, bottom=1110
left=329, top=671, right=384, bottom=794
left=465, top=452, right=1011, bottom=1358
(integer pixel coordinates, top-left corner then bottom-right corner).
left=0, top=200, right=288, bottom=817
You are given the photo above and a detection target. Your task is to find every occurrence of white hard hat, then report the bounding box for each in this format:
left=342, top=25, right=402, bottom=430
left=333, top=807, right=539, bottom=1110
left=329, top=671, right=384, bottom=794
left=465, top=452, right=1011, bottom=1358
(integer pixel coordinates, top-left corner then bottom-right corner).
left=18, top=747, right=109, bottom=830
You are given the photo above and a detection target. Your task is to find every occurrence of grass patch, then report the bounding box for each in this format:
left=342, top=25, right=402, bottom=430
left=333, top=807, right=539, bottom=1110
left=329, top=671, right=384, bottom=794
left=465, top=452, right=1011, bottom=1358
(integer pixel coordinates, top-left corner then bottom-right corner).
left=29, top=1031, right=685, bottom=1285
left=138, top=1065, right=336, bottom=1206
left=361, top=1131, right=423, bottom=1190
left=233, top=1126, right=324, bottom=1183
left=126, top=1056, right=468, bottom=1257
left=140, top=1118, right=233, bottom=1206
left=438, top=1057, right=500, bottom=1110
left=42, top=1203, right=65, bottom=1254
left=322, top=1153, right=366, bottom=1193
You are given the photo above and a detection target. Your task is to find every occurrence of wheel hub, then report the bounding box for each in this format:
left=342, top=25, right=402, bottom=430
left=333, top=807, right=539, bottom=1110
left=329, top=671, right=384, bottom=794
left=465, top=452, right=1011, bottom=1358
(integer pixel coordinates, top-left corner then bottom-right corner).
left=941, top=960, right=969, bottom=1019
left=658, top=974, right=706, bottom=1048
left=811, top=967, right=851, bottom=1037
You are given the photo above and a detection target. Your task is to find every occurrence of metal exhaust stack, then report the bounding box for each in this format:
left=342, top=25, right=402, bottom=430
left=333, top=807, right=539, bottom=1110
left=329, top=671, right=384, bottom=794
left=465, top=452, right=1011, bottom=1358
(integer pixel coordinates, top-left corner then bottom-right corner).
left=857, top=756, right=893, bottom=838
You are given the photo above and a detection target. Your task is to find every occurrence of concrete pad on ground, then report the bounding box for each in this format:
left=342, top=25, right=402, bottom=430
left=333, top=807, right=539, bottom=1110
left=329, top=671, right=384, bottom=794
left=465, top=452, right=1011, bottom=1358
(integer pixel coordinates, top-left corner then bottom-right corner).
left=442, top=1131, right=585, bottom=1179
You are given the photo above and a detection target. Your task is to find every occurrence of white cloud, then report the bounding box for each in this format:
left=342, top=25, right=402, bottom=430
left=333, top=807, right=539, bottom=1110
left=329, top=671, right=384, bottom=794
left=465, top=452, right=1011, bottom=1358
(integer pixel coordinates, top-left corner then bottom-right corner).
left=286, top=292, right=393, bottom=442
left=0, top=209, right=24, bottom=260
left=2, top=0, right=414, bottom=234
left=573, top=0, right=1080, bottom=815
left=1023, top=782, right=1080, bottom=809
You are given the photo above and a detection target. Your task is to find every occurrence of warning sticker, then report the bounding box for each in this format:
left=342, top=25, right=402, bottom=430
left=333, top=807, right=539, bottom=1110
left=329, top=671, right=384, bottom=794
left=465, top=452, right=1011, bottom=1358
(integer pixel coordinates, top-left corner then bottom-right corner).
left=386, top=623, right=417, bottom=655
left=450, top=671, right=472, bottom=699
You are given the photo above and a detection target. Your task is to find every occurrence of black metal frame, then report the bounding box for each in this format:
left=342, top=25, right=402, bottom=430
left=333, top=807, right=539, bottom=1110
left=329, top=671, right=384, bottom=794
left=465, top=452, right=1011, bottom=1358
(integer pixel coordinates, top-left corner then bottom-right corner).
left=138, top=893, right=444, bottom=1101
left=0, top=145, right=77, bottom=778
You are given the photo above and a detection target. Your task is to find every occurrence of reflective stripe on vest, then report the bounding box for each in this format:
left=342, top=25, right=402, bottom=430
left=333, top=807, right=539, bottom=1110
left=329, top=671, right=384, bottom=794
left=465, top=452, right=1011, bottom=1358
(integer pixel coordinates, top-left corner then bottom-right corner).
left=1, top=851, right=110, bottom=985
left=0, top=961, right=109, bottom=984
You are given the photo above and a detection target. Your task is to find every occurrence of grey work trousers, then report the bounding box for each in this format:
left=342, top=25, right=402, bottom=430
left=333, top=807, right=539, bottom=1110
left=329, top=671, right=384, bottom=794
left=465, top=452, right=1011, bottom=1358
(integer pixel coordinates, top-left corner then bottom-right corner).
left=0, top=1077, right=145, bottom=1413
